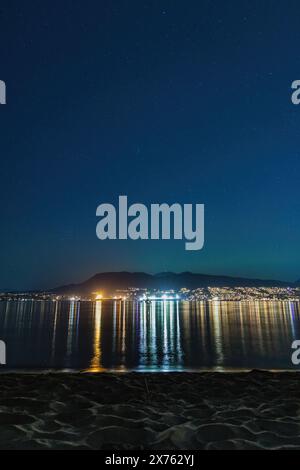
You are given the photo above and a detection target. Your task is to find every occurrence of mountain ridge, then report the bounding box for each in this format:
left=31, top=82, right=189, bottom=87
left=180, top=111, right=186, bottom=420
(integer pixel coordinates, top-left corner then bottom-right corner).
left=51, top=271, right=294, bottom=295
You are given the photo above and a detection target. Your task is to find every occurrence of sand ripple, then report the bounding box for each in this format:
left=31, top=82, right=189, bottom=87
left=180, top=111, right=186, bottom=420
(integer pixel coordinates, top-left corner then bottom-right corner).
left=0, top=371, right=299, bottom=449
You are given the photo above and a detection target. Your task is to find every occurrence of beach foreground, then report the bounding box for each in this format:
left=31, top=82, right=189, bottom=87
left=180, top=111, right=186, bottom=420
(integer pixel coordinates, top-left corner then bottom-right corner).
left=0, top=371, right=300, bottom=450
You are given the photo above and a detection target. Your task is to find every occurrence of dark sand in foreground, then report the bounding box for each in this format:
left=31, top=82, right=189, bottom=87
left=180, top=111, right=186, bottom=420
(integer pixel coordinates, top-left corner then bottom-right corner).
left=0, top=371, right=300, bottom=450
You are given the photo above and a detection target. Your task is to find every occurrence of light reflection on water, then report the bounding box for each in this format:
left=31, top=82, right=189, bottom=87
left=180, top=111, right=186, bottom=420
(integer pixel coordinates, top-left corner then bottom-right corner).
left=0, top=300, right=300, bottom=371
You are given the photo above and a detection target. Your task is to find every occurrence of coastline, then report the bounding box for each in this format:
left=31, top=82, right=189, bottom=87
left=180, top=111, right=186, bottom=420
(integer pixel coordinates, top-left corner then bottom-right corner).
left=1, top=367, right=300, bottom=374
left=0, top=370, right=300, bottom=450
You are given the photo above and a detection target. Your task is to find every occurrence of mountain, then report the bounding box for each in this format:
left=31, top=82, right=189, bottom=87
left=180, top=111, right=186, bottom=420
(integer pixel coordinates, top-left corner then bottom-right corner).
left=51, top=271, right=291, bottom=295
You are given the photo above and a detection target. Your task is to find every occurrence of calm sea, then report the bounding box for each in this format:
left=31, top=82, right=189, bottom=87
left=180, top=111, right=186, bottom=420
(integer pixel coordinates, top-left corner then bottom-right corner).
left=0, top=300, right=299, bottom=371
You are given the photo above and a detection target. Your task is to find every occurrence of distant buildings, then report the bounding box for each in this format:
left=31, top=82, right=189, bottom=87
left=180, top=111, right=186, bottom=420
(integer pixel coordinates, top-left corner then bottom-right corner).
left=1, top=286, right=300, bottom=302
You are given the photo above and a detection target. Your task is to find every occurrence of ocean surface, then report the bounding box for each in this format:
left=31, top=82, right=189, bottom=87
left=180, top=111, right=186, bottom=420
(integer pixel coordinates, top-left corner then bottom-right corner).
left=0, top=300, right=300, bottom=371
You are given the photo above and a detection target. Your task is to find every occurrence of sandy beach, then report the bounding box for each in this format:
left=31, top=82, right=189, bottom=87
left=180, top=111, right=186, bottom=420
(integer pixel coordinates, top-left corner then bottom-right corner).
left=0, top=371, right=300, bottom=450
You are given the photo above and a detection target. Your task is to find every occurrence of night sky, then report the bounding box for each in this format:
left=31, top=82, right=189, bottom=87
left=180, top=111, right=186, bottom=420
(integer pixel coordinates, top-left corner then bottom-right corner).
left=1, top=0, right=300, bottom=290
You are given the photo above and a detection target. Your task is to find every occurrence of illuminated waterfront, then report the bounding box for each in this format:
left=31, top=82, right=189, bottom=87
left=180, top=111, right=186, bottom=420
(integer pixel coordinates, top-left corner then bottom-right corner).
left=0, top=300, right=300, bottom=371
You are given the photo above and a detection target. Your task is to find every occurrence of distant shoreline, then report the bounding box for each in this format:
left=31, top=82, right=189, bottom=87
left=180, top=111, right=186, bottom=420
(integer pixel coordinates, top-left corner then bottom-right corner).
left=1, top=367, right=300, bottom=374
left=2, top=298, right=300, bottom=302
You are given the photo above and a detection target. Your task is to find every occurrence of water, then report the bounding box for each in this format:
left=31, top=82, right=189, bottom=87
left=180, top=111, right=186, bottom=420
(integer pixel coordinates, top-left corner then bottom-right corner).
left=0, top=300, right=300, bottom=371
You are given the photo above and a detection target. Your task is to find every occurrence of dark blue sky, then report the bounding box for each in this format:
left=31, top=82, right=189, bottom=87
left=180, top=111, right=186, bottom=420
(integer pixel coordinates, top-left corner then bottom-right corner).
left=1, top=0, right=300, bottom=289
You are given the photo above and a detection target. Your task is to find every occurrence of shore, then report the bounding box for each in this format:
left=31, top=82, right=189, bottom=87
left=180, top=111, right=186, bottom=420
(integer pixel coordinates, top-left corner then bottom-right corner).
left=0, top=371, right=300, bottom=450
